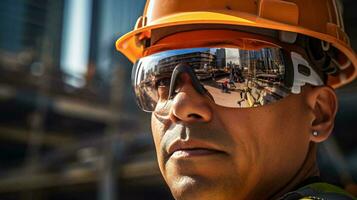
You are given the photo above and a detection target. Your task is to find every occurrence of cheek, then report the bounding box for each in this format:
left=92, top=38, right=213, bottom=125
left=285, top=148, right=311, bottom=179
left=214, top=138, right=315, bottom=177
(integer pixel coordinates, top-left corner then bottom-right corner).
left=151, top=114, right=164, bottom=154
left=214, top=107, right=264, bottom=189
left=150, top=114, right=170, bottom=177
left=239, top=94, right=311, bottom=147
left=248, top=97, right=312, bottom=178
left=264, top=98, right=311, bottom=142
left=215, top=95, right=312, bottom=186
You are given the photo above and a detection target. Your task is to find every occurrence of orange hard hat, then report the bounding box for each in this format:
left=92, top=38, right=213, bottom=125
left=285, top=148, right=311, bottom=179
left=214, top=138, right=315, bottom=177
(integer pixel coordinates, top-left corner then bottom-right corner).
left=116, top=0, right=357, bottom=88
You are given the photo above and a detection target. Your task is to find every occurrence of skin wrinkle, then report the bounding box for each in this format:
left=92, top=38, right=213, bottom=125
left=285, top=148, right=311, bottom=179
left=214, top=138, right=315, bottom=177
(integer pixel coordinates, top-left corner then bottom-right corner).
left=153, top=102, right=244, bottom=198
left=159, top=121, right=236, bottom=163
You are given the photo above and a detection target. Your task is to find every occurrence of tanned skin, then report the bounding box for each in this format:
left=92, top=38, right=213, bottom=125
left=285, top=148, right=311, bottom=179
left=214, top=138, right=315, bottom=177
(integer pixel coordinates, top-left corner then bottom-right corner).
left=150, top=68, right=337, bottom=200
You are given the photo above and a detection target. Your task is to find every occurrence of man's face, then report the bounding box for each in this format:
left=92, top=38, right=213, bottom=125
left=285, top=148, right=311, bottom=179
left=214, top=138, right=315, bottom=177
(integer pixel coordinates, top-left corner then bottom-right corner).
left=150, top=74, right=314, bottom=200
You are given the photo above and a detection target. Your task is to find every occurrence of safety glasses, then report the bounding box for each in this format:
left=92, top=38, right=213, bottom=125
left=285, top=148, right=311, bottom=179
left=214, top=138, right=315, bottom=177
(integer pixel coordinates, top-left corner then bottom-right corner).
left=131, top=46, right=323, bottom=112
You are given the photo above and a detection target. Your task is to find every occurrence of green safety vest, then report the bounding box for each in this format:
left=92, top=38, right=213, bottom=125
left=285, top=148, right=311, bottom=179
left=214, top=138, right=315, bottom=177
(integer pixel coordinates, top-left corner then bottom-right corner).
left=280, top=182, right=357, bottom=200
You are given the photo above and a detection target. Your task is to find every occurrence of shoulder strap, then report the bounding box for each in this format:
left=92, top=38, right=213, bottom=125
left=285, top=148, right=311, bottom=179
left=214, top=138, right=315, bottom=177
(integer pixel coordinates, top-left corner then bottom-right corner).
left=279, top=183, right=357, bottom=200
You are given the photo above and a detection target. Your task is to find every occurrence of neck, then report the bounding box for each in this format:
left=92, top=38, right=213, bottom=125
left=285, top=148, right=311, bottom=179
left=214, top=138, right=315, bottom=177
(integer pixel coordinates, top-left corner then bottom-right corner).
left=269, top=143, right=320, bottom=200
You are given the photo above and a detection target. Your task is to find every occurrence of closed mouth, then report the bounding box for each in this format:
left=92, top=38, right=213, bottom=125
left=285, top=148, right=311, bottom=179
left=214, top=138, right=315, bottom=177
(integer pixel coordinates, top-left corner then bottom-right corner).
left=167, top=140, right=227, bottom=158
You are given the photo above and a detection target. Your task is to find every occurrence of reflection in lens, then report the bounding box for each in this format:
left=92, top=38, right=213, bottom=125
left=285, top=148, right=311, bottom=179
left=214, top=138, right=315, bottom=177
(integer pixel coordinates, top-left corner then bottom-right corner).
left=133, top=47, right=291, bottom=112
left=154, top=76, right=170, bottom=101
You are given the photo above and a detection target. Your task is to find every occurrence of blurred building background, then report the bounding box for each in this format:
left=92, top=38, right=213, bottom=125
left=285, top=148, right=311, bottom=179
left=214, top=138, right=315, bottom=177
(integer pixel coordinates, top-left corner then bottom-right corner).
left=0, top=0, right=356, bottom=199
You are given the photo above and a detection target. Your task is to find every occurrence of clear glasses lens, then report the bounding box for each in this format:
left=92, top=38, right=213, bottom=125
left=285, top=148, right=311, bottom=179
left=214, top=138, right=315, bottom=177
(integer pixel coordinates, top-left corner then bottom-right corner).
left=132, top=47, right=291, bottom=112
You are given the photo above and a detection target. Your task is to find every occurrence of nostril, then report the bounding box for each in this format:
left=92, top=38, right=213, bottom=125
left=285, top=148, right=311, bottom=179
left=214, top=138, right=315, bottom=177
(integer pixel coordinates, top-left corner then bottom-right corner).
left=188, top=113, right=202, bottom=119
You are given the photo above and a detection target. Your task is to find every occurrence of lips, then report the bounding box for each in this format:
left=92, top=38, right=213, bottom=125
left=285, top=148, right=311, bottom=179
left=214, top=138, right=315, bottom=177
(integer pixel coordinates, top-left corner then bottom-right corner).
left=167, top=140, right=227, bottom=158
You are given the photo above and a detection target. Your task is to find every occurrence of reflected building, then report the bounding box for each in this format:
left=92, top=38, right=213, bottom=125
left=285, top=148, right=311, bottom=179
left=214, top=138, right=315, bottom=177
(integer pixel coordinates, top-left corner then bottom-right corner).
left=239, top=49, right=249, bottom=68
left=226, top=48, right=241, bottom=69
left=216, top=48, right=226, bottom=68
left=156, top=51, right=216, bottom=73
left=238, top=48, right=284, bottom=76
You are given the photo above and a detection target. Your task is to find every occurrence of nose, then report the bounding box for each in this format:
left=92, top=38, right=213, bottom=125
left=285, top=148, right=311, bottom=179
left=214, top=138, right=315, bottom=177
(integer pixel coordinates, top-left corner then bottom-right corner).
left=169, top=73, right=213, bottom=123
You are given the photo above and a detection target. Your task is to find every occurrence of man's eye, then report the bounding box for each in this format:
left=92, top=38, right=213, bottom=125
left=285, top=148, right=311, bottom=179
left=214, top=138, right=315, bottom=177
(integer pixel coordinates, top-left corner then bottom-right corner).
left=156, top=78, right=170, bottom=88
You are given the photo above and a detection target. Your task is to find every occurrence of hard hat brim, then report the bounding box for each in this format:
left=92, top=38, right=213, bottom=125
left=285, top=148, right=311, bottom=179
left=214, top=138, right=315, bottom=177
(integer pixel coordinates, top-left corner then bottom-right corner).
left=116, top=11, right=357, bottom=88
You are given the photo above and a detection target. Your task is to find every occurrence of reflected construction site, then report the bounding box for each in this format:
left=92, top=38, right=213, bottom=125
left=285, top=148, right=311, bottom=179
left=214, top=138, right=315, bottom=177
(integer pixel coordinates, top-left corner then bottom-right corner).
left=136, top=47, right=289, bottom=109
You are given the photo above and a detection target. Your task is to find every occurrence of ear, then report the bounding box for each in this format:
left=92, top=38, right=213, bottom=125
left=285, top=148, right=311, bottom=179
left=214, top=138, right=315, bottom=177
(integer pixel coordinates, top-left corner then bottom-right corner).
left=307, top=86, right=338, bottom=143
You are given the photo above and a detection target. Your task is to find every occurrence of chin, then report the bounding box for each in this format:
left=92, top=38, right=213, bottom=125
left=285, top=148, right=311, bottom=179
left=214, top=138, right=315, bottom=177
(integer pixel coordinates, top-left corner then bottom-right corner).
left=167, top=175, right=235, bottom=200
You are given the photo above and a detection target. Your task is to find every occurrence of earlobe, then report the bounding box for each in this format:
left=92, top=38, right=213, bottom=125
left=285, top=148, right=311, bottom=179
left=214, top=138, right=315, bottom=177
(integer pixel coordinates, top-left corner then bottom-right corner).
left=308, top=86, right=338, bottom=143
